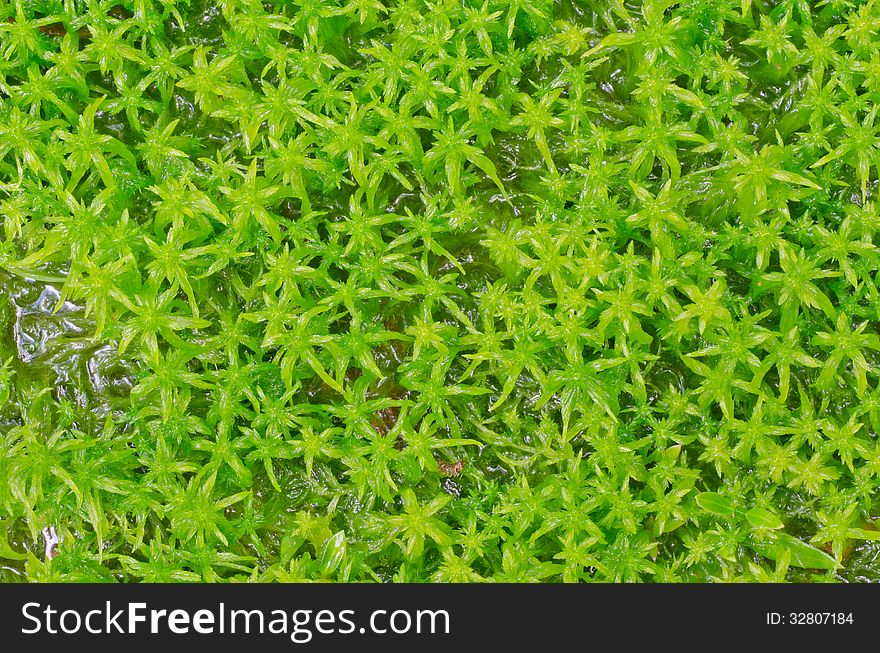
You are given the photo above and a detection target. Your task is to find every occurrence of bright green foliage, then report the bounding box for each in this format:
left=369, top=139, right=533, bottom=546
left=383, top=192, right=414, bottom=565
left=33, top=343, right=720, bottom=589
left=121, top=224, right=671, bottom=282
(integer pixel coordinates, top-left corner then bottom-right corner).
left=2, top=0, right=880, bottom=584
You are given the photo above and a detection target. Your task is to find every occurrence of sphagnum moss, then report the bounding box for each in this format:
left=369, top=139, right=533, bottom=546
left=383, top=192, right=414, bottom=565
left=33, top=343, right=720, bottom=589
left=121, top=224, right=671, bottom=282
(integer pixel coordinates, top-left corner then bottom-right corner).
left=1, top=0, right=880, bottom=583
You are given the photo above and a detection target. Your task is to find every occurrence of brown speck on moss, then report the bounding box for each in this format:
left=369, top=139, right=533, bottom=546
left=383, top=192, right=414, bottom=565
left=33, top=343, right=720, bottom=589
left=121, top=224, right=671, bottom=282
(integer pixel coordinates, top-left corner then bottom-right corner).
left=437, top=459, right=465, bottom=477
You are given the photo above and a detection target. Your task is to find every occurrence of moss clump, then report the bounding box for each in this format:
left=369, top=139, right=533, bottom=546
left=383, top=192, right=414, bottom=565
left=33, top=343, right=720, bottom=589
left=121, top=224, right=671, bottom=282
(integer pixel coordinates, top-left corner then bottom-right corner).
left=2, top=0, right=880, bottom=582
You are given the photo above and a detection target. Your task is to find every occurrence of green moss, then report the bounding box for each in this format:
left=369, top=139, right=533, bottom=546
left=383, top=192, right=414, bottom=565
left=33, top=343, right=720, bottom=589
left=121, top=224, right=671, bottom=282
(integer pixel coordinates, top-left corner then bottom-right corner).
left=1, top=0, right=880, bottom=582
